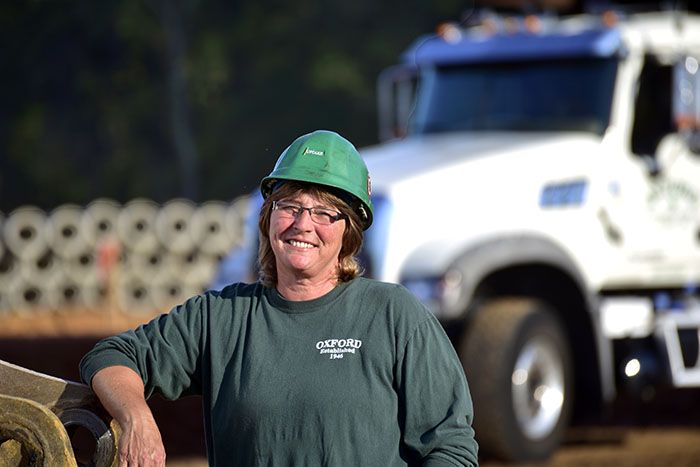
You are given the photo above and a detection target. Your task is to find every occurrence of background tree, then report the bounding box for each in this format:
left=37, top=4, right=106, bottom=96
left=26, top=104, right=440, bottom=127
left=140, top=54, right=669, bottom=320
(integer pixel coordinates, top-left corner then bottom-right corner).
left=10, top=0, right=679, bottom=212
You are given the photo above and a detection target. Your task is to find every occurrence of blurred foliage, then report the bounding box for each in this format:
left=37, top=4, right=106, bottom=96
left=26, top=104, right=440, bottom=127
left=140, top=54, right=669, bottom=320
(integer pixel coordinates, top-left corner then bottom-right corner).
left=1, top=1, right=693, bottom=212
left=0, top=0, right=469, bottom=212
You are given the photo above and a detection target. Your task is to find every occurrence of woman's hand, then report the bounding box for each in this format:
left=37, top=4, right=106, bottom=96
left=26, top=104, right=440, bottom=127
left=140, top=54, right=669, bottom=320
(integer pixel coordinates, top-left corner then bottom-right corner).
left=115, top=411, right=166, bottom=466
left=91, top=366, right=167, bottom=466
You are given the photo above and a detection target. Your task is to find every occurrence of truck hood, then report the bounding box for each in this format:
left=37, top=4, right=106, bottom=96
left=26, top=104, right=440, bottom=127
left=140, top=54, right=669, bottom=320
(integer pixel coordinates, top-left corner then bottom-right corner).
left=360, top=131, right=602, bottom=189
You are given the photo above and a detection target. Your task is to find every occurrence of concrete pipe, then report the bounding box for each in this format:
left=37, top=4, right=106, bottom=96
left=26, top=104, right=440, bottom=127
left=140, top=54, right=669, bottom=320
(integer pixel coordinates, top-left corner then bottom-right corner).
left=116, top=271, right=155, bottom=314
left=45, top=204, right=88, bottom=259
left=81, top=198, right=121, bottom=249
left=6, top=274, right=49, bottom=312
left=0, top=257, right=13, bottom=313
left=116, top=199, right=159, bottom=254
left=0, top=286, right=10, bottom=313
left=225, top=195, right=250, bottom=247
left=170, top=249, right=199, bottom=291
left=0, top=214, right=6, bottom=314
left=80, top=274, right=108, bottom=309
left=45, top=270, right=82, bottom=311
left=0, top=211, right=5, bottom=259
left=154, top=198, right=197, bottom=255
left=64, top=250, right=98, bottom=284
left=125, top=249, right=173, bottom=282
left=3, top=206, right=49, bottom=261
left=181, top=252, right=217, bottom=295
left=150, top=270, right=189, bottom=310
left=18, top=251, right=58, bottom=283
left=171, top=248, right=207, bottom=272
left=190, top=200, right=232, bottom=256
left=0, top=253, right=15, bottom=288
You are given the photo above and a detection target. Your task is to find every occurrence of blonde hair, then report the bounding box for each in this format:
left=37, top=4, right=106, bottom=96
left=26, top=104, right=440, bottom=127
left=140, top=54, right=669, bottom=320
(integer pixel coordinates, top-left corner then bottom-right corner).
left=257, top=181, right=364, bottom=288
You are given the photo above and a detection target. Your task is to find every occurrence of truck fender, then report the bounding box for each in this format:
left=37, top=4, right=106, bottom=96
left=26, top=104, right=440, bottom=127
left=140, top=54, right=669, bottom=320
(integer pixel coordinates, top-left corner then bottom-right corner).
left=449, top=235, right=590, bottom=313
left=413, top=234, right=615, bottom=404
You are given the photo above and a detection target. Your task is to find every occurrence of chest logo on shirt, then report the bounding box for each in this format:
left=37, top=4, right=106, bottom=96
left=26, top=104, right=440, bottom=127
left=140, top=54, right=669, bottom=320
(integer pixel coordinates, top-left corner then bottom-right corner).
left=315, top=338, right=362, bottom=360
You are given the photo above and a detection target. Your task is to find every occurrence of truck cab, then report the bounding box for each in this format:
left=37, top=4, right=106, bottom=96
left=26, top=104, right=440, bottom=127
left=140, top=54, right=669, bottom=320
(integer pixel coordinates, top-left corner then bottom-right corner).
left=212, top=7, right=700, bottom=462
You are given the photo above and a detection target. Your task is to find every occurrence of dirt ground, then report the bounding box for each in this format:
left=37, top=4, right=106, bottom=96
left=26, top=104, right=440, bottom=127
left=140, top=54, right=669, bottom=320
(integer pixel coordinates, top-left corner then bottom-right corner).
left=2, top=308, right=700, bottom=466
left=482, top=427, right=700, bottom=467
left=167, top=418, right=700, bottom=467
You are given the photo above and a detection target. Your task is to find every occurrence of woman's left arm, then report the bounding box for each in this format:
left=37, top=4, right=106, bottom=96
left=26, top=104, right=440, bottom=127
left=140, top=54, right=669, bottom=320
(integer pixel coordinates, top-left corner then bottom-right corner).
left=397, top=315, right=479, bottom=467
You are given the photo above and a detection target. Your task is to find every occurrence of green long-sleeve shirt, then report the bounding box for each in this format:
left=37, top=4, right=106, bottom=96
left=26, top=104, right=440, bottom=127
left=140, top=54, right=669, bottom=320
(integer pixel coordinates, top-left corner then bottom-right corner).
left=80, top=277, right=478, bottom=466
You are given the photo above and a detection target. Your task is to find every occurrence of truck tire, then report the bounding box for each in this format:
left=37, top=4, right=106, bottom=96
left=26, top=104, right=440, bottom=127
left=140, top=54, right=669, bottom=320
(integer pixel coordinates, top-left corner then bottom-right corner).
left=459, top=297, right=573, bottom=461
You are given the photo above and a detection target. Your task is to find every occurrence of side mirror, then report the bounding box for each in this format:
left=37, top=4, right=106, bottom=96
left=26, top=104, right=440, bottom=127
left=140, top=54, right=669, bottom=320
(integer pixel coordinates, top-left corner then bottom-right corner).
left=673, top=56, right=700, bottom=154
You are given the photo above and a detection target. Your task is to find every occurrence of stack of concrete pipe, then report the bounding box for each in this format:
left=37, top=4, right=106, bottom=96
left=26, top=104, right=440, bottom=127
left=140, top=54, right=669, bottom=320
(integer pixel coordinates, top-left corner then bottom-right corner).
left=0, top=196, right=249, bottom=315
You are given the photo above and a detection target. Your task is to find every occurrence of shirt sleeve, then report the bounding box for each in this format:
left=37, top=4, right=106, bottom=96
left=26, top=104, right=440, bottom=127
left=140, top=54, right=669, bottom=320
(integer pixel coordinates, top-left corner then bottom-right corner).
left=79, top=293, right=208, bottom=400
left=396, top=314, right=479, bottom=467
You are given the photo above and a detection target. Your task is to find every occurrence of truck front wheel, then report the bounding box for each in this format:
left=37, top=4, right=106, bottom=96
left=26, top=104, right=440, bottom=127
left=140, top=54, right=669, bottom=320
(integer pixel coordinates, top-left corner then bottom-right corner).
left=459, top=297, right=573, bottom=461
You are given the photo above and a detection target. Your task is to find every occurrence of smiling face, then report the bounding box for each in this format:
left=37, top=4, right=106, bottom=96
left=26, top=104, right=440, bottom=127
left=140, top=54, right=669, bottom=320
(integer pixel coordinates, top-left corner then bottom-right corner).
left=269, top=191, right=346, bottom=284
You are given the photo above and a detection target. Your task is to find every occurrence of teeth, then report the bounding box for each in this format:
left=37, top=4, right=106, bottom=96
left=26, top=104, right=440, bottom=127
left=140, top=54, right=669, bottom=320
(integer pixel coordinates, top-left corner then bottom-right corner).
left=289, top=240, right=314, bottom=249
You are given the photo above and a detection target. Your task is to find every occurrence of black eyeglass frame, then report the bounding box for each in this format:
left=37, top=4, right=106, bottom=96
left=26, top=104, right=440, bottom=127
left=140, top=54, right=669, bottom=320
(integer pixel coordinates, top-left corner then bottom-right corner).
left=272, top=200, right=346, bottom=225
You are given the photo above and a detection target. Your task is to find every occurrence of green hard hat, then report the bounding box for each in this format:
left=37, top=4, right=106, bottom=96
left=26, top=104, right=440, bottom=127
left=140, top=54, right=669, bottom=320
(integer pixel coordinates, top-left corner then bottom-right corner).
left=261, top=130, right=373, bottom=229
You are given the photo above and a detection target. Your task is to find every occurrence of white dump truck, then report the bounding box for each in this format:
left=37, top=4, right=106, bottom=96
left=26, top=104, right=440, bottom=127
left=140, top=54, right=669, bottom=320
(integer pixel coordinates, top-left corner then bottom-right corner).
left=212, top=6, right=700, bottom=461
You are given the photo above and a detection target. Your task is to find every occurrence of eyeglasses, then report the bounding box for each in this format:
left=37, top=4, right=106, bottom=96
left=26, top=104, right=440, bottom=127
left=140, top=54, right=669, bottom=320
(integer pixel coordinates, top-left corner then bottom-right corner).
left=272, top=201, right=346, bottom=225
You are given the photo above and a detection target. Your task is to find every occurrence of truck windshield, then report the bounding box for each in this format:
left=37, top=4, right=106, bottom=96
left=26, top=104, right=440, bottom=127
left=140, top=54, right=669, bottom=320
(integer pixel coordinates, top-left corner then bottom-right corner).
left=411, top=57, right=618, bottom=135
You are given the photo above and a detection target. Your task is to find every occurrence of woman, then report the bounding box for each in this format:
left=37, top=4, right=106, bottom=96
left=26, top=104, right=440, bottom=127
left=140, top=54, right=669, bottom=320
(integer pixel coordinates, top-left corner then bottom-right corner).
left=80, top=130, right=479, bottom=466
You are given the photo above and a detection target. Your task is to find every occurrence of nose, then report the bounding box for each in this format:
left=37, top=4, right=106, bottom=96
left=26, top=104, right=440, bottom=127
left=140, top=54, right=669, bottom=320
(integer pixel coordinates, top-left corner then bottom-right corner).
left=292, top=207, right=314, bottom=230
